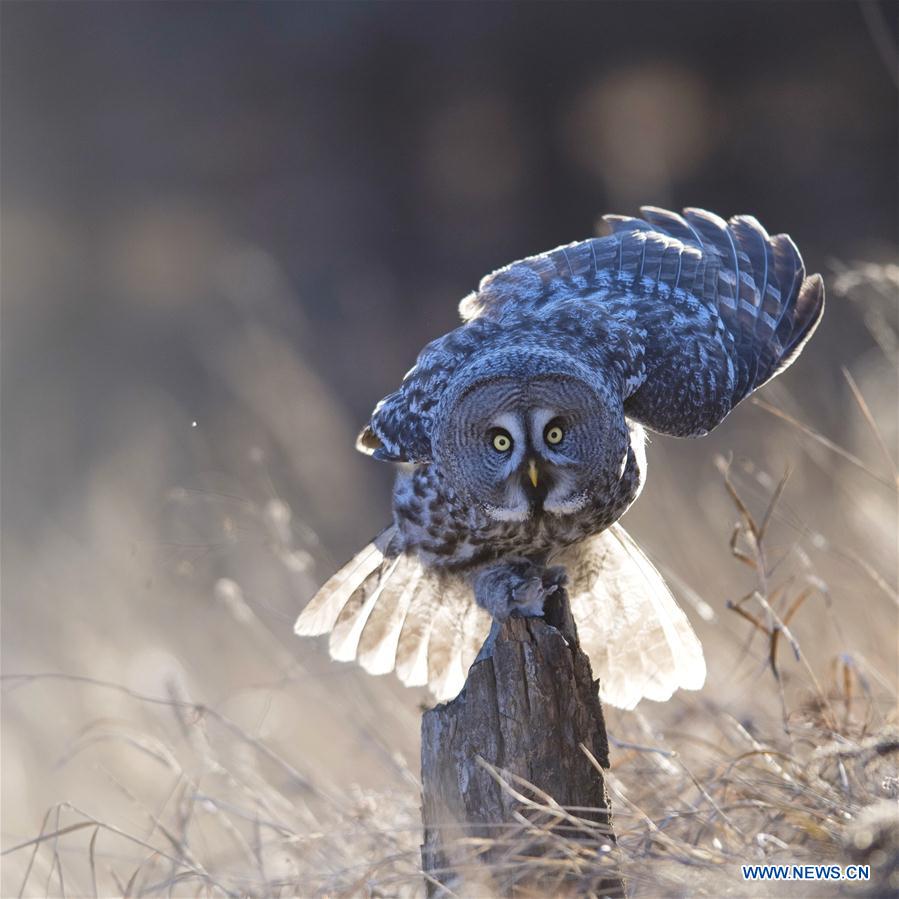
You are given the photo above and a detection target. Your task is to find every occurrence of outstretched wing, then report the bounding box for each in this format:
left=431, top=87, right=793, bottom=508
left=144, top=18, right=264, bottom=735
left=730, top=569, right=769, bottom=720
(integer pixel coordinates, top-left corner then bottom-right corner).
left=294, top=528, right=492, bottom=701
left=462, top=206, right=824, bottom=437
left=358, top=208, right=822, bottom=459
left=553, top=524, right=706, bottom=710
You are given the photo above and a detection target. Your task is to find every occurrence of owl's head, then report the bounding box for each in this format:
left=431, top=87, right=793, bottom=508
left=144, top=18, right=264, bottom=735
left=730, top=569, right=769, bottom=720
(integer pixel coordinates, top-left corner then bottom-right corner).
left=431, top=349, right=632, bottom=521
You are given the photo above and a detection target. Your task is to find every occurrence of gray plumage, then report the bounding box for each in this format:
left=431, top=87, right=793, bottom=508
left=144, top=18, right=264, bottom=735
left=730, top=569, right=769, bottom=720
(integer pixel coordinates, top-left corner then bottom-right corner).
left=296, top=207, right=824, bottom=708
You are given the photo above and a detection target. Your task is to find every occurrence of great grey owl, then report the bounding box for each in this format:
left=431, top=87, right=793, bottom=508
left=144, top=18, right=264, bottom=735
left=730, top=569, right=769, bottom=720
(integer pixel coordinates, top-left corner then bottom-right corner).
left=295, top=207, right=824, bottom=709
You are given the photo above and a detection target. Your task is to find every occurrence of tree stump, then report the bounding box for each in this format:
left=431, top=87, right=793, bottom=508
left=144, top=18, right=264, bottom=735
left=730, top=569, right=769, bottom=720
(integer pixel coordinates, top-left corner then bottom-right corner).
left=420, top=590, right=623, bottom=897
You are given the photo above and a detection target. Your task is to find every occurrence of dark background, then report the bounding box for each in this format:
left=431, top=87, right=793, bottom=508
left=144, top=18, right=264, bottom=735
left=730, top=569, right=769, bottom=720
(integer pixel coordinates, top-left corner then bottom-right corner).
left=2, top=3, right=897, bottom=886
left=4, top=1, right=897, bottom=544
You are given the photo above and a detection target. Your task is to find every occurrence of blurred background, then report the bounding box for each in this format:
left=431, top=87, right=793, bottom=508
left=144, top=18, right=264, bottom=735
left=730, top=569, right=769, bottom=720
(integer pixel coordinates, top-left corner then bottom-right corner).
left=2, top=2, right=897, bottom=896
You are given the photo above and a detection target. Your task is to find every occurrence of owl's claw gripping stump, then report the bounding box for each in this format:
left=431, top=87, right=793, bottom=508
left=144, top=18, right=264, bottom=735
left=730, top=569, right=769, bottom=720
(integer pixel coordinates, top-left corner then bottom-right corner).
left=510, top=576, right=545, bottom=617
left=473, top=559, right=568, bottom=621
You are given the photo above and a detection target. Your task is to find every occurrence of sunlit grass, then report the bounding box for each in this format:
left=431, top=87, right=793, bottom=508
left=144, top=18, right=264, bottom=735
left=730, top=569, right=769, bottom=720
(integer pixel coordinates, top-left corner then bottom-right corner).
left=2, top=264, right=896, bottom=897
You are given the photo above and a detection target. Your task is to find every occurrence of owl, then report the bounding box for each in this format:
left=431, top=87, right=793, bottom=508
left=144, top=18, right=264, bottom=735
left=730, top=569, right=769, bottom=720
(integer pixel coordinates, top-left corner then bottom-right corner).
left=295, top=207, right=824, bottom=709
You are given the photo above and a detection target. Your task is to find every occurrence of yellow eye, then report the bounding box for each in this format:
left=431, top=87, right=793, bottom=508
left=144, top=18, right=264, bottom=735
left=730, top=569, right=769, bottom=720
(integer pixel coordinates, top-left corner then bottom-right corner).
left=491, top=431, right=512, bottom=452
left=545, top=424, right=564, bottom=445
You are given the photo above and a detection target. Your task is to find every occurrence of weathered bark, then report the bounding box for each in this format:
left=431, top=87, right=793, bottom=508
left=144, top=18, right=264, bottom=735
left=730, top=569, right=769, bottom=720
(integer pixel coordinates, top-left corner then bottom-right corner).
left=421, top=590, right=623, bottom=897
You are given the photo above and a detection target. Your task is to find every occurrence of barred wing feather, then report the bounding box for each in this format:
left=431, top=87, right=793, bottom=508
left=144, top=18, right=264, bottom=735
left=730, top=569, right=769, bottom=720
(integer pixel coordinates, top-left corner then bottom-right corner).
left=294, top=527, right=492, bottom=701
left=554, top=524, right=706, bottom=710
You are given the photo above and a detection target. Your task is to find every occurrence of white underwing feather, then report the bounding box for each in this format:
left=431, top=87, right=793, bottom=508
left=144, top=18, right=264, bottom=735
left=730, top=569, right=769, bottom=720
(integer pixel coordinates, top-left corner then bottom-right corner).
left=328, top=555, right=402, bottom=662
left=393, top=583, right=438, bottom=687
left=356, top=567, right=423, bottom=675
left=555, top=524, right=706, bottom=710
left=293, top=541, right=384, bottom=637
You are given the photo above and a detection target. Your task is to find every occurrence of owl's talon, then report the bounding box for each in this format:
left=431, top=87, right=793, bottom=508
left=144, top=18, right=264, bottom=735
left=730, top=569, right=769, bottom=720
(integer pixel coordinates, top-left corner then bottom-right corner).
left=473, top=558, right=563, bottom=621
left=509, top=576, right=545, bottom=618
left=542, top=565, right=568, bottom=592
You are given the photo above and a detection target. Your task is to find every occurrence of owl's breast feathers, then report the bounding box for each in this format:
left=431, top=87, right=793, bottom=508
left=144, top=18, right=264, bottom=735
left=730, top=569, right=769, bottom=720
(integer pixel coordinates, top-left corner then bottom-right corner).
left=358, top=206, right=823, bottom=461
left=390, top=453, right=643, bottom=571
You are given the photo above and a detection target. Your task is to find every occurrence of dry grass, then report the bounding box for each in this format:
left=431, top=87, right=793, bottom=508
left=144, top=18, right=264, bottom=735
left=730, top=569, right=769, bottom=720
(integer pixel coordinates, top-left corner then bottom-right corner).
left=3, top=263, right=897, bottom=897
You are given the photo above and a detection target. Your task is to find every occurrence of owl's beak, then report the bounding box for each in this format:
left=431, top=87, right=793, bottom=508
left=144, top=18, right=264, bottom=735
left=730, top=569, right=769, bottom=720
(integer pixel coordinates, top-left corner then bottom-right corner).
left=527, top=459, right=539, bottom=489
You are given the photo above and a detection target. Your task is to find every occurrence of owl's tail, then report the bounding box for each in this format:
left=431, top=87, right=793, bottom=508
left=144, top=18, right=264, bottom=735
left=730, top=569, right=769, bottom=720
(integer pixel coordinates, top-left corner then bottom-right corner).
left=294, top=527, right=491, bottom=701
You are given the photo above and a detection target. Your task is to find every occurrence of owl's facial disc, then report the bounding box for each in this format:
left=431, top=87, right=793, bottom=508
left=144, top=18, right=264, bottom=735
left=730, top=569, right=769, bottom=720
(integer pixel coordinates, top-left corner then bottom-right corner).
left=433, top=373, right=629, bottom=521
